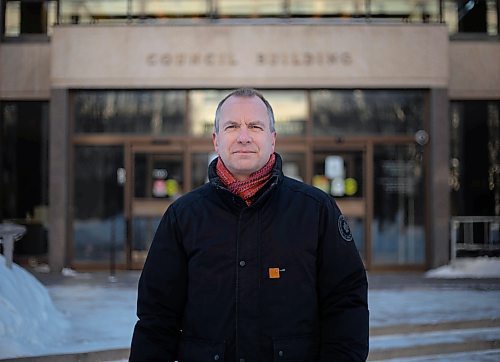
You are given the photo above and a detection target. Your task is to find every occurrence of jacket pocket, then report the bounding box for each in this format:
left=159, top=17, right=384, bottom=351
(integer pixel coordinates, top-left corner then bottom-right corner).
left=273, top=336, right=317, bottom=362
left=178, top=336, right=225, bottom=362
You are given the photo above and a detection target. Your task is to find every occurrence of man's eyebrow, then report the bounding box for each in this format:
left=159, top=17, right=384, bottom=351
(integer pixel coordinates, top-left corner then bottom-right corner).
left=222, top=120, right=240, bottom=126
left=247, top=120, right=266, bottom=125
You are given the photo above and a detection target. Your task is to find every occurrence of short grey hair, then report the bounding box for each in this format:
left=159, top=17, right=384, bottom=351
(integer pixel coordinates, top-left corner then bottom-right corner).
left=214, top=88, right=276, bottom=133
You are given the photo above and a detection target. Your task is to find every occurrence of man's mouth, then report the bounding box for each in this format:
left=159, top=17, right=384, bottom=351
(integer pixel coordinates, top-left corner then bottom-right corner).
left=233, top=150, right=256, bottom=154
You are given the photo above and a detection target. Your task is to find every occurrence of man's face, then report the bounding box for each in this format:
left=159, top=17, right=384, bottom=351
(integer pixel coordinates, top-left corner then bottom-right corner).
left=213, top=95, right=276, bottom=180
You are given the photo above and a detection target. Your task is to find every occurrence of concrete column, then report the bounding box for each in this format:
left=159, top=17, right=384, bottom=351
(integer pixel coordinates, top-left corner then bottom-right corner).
left=49, top=88, right=69, bottom=272
left=428, top=88, right=450, bottom=268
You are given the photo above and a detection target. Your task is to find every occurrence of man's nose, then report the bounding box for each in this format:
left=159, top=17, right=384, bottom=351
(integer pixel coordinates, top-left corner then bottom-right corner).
left=236, top=127, right=252, bottom=143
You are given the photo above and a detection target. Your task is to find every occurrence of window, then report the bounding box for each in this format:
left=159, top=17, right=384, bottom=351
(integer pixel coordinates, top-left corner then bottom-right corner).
left=2, top=0, right=57, bottom=38
left=444, top=0, right=499, bottom=35
left=74, top=90, right=186, bottom=135
left=1, top=101, right=49, bottom=221
left=450, top=101, right=499, bottom=216
left=372, top=144, right=425, bottom=265
left=311, top=90, right=425, bottom=136
left=0, top=101, right=49, bottom=257
left=73, top=145, right=125, bottom=262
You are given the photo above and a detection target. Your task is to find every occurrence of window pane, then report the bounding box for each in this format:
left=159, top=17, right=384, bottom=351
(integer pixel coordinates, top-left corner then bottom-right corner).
left=313, top=151, right=363, bottom=198
left=444, top=0, right=498, bottom=35
left=372, top=144, right=425, bottom=265
left=73, top=145, right=125, bottom=262
left=191, top=152, right=217, bottom=189
left=290, top=0, right=366, bottom=17
left=3, top=1, right=57, bottom=37
left=189, top=90, right=227, bottom=136
left=130, top=0, right=208, bottom=18
left=74, top=90, right=185, bottom=134
left=4, top=1, right=20, bottom=36
left=265, top=91, right=307, bottom=136
left=1, top=101, right=49, bottom=257
left=1, top=101, right=49, bottom=220
left=60, top=0, right=128, bottom=24
left=132, top=216, right=161, bottom=265
left=311, top=90, right=425, bottom=136
left=189, top=90, right=307, bottom=137
left=134, top=153, right=183, bottom=199
left=217, top=0, right=283, bottom=16
left=450, top=101, right=499, bottom=216
left=280, top=152, right=306, bottom=182
left=370, top=0, right=439, bottom=23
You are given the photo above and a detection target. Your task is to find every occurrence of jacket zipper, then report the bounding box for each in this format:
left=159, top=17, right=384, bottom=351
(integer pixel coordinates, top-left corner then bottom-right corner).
left=235, top=210, right=243, bottom=360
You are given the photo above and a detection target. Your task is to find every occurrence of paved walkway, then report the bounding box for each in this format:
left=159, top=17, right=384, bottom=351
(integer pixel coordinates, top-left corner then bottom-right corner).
left=12, top=269, right=500, bottom=362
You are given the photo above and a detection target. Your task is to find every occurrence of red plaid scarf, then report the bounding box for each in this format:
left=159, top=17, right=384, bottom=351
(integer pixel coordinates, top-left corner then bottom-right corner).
left=216, top=154, right=276, bottom=205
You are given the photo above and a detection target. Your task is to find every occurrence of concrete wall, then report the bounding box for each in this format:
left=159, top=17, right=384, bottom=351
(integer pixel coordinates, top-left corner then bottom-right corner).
left=0, top=43, right=51, bottom=99
left=449, top=41, right=500, bottom=100
left=50, top=24, right=449, bottom=88
left=2, top=27, right=499, bottom=101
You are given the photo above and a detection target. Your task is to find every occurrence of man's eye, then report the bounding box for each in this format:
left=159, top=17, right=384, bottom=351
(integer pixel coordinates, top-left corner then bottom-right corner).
left=225, top=125, right=236, bottom=130
left=249, top=125, right=263, bottom=130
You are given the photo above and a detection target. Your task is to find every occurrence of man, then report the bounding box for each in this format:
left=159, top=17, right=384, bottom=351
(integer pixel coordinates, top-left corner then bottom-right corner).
left=130, top=88, right=369, bottom=361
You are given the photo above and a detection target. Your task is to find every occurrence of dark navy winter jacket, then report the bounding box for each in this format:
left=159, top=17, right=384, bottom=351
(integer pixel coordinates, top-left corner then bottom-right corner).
left=130, top=154, right=369, bottom=362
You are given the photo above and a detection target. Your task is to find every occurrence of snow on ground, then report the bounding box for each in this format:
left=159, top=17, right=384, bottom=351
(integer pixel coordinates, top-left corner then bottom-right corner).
left=0, top=255, right=69, bottom=358
left=370, top=327, right=500, bottom=349
left=425, top=257, right=500, bottom=279
left=1, top=254, right=500, bottom=360
left=378, top=349, right=500, bottom=362
left=369, top=289, right=500, bottom=327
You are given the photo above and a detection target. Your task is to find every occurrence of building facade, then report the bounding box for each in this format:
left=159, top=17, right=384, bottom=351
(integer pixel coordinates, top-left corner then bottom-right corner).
left=1, top=0, right=499, bottom=272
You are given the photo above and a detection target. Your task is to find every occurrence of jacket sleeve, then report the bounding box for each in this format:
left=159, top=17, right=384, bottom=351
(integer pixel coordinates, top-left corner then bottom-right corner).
left=129, top=205, right=187, bottom=362
left=317, top=197, right=369, bottom=361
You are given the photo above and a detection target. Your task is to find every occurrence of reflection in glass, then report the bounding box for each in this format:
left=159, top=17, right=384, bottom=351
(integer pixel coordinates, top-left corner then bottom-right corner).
left=60, top=0, right=208, bottom=23
left=264, top=91, right=307, bottom=136
left=449, top=101, right=499, bottom=217
left=372, top=144, right=425, bottom=265
left=189, top=90, right=228, bottom=136
left=280, top=152, right=306, bottom=181
left=311, top=90, right=425, bottom=136
left=130, top=0, right=208, bottom=18
left=290, top=0, right=367, bottom=16
left=444, top=0, right=498, bottom=35
left=191, top=152, right=218, bottom=189
left=189, top=90, right=307, bottom=137
left=73, top=146, right=125, bottom=262
left=313, top=151, right=363, bottom=198
left=134, top=153, right=183, bottom=199
left=74, top=90, right=185, bottom=134
left=132, top=216, right=161, bottom=265
left=1, top=102, right=49, bottom=233
left=217, top=0, right=283, bottom=16
left=370, top=0, right=439, bottom=23
left=3, top=1, right=58, bottom=37
left=60, top=0, right=128, bottom=24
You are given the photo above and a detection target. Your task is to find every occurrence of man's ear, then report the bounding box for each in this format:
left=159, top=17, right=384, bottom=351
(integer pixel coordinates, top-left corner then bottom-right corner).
left=212, top=132, right=218, bottom=152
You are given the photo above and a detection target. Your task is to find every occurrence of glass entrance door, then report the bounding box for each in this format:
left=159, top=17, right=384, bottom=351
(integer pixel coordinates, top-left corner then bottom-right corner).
left=127, top=144, right=184, bottom=268
left=371, top=143, right=426, bottom=266
left=312, top=147, right=368, bottom=262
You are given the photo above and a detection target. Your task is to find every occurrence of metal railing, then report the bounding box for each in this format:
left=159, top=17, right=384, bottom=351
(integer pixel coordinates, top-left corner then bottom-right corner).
left=450, top=216, right=500, bottom=259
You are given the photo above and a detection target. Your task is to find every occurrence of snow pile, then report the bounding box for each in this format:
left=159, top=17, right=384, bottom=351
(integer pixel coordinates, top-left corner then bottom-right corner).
left=425, top=257, right=500, bottom=279
left=0, top=255, right=69, bottom=359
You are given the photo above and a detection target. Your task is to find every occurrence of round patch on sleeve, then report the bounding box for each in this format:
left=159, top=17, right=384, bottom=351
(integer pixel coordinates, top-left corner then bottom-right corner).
left=338, top=215, right=353, bottom=242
